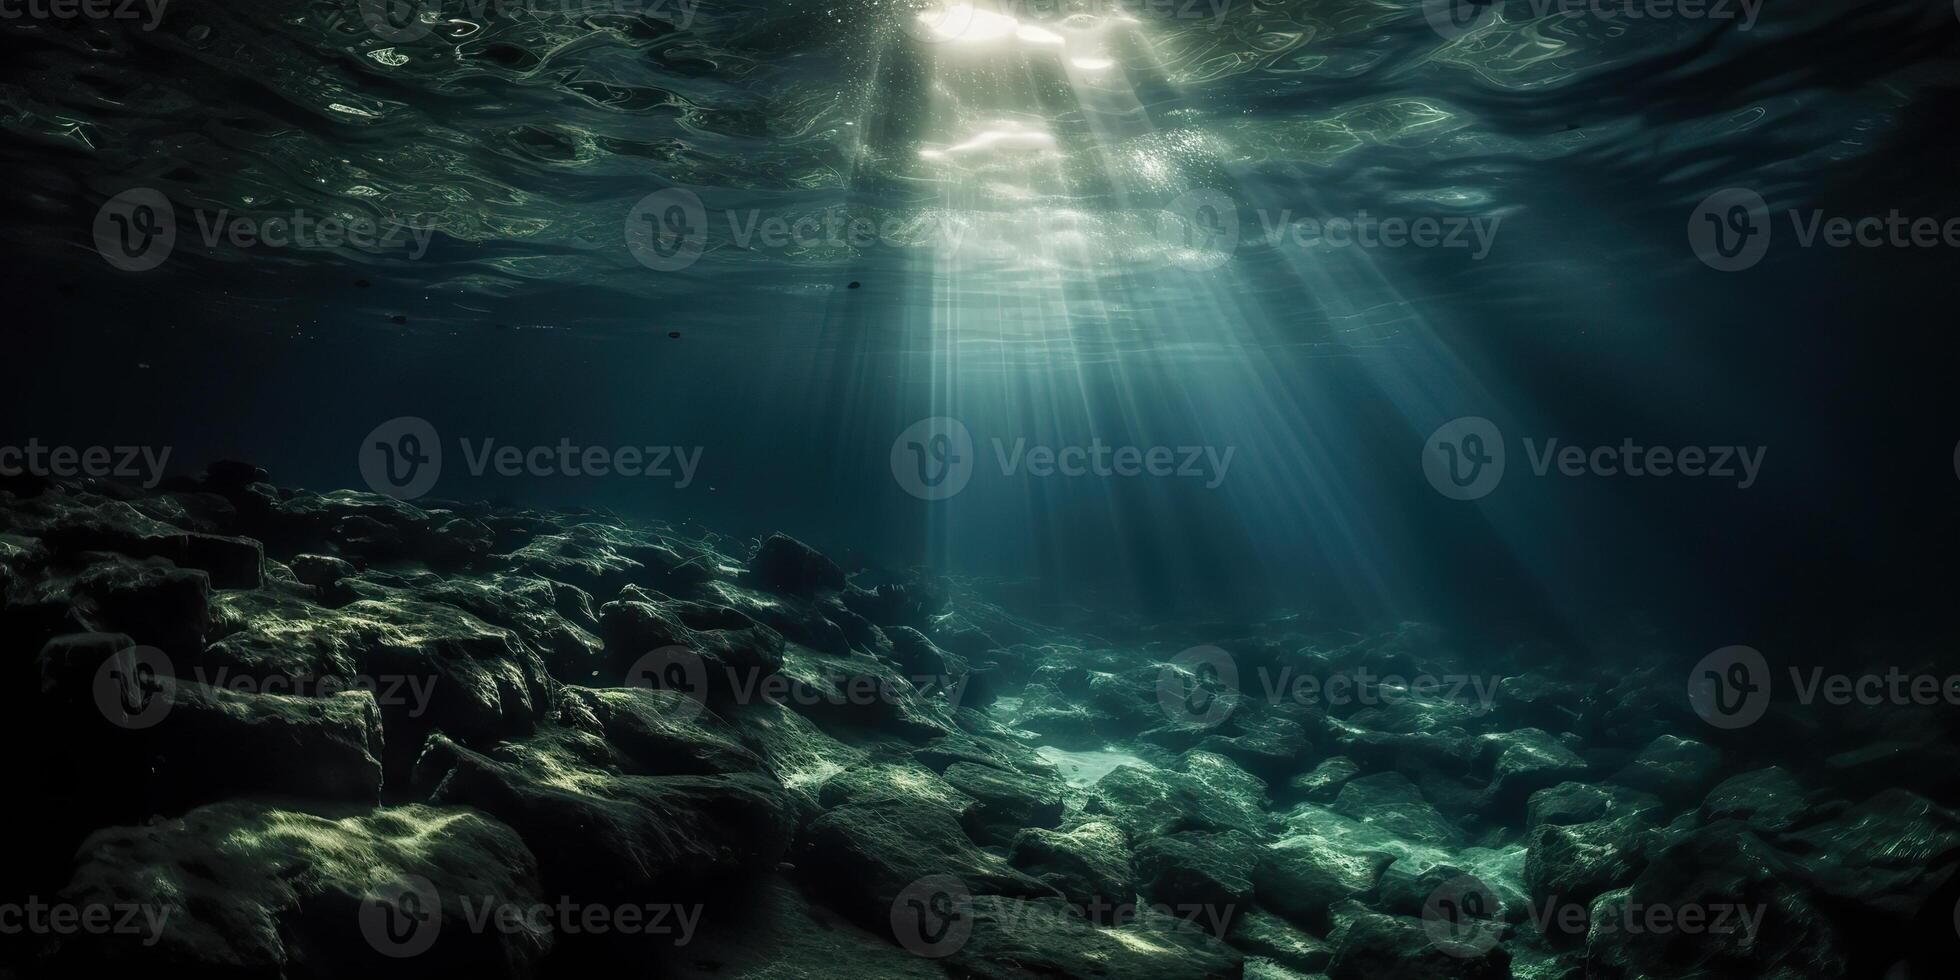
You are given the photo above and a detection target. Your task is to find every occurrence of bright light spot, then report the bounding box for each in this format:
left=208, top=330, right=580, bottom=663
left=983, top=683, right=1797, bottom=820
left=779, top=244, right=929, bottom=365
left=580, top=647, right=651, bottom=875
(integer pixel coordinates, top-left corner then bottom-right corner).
left=1069, top=56, right=1114, bottom=70
left=1015, top=24, right=1064, bottom=45
left=915, top=3, right=1018, bottom=44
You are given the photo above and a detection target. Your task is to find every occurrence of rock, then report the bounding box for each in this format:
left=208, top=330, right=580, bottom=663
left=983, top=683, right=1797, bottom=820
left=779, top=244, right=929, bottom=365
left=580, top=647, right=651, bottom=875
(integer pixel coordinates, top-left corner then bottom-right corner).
left=1085, top=759, right=1267, bottom=843
left=420, top=731, right=798, bottom=904
left=1228, top=906, right=1335, bottom=973
left=1198, top=714, right=1310, bottom=779
left=946, top=896, right=1242, bottom=980
left=42, top=800, right=549, bottom=976
left=1476, top=728, right=1590, bottom=815
left=1133, top=830, right=1260, bottom=926
left=1327, top=908, right=1511, bottom=980
left=746, top=533, right=846, bottom=597
left=67, top=556, right=212, bottom=656
left=1493, top=673, right=1596, bottom=731
left=1331, top=773, right=1462, bottom=847
left=566, top=685, right=763, bottom=776
left=1524, top=809, right=1655, bottom=936
left=661, top=875, right=947, bottom=980
left=1700, top=766, right=1812, bottom=835
left=1584, top=820, right=1846, bottom=978
left=818, top=761, right=973, bottom=816
left=1608, top=734, right=1721, bottom=807
left=290, top=553, right=359, bottom=602
left=1782, top=789, right=1960, bottom=919
left=797, top=801, right=1044, bottom=928
left=1253, top=829, right=1394, bottom=930
left=1014, top=680, right=1117, bottom=748
left=1288, top=756, right=1360, bottom=803
left=1008, top=821, right=1135, bottom=915
left=598, top=588, right=785, bottom=696
left=941, top=760, right=1065, bottom=843
left=731, top=698, right=866, bottom=807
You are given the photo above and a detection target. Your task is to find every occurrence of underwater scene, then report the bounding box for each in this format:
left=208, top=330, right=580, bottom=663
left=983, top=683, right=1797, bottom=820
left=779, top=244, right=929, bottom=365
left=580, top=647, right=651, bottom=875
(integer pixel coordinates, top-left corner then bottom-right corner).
left=3, top=0, right=1960, bottom=977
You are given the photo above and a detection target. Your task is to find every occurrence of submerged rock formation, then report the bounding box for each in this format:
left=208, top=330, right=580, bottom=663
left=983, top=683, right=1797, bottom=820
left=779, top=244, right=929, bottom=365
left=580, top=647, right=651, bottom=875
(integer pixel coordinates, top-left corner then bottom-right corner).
left=2, top=468, right=1952, bottom=978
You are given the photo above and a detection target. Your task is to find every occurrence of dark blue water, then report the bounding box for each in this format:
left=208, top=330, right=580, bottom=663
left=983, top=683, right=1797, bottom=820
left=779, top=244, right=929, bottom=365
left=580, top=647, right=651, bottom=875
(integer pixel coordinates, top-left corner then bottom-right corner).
left=3, top=0, right=1958, bottom=653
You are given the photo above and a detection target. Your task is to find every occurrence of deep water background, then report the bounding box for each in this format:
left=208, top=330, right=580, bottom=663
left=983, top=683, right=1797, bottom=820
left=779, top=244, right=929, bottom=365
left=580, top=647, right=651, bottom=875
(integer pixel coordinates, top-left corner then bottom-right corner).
left=4, top=0, right=1960, bottom=661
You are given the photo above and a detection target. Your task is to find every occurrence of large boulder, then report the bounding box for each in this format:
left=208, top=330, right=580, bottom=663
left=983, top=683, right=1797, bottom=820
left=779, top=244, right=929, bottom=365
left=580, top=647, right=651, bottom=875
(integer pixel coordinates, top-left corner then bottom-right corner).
left=40, top=800, right=549, bottom=977
left=746, top=533, right=847, bottom=597
left=1008, top=821, right=1135, bottom=915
